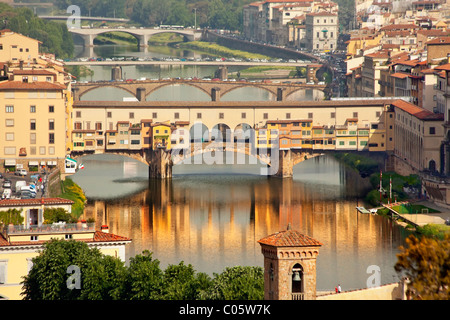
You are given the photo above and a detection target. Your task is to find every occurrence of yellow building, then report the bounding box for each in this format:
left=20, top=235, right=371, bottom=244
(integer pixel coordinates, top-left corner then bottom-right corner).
left=152, top=122, right=172, bottom=149
left=0, top=68, right=71, bottom=172
left=0, top=30, right=40, bottom=63
left=0, top=198, right=132, bottom=300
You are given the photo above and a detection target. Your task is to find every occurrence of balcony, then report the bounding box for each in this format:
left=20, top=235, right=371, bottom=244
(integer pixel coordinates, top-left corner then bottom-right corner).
left=291, top=293, right=304, bottom=300
left=2, top=222, right=96, bottom=237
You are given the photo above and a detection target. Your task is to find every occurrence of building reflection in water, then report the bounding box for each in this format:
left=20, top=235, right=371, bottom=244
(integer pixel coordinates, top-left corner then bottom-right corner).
left=82, top=158, right=408, bottom=291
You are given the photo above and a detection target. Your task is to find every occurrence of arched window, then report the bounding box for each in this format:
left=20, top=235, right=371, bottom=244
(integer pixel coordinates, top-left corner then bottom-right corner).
left=429, top=160, right=436, bottom=172
left=291, top=263, right=303, bottom=300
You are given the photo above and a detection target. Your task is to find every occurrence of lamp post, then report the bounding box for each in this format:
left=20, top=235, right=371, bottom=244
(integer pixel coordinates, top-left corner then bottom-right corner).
left=193, top=8, right=197, bottom=30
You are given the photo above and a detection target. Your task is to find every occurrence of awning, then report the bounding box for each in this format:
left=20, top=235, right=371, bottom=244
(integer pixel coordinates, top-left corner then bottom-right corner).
left=4, top=159, right=16, bottom=166
left=47, top=161, right=57, bottom=166
left=29, top=161, right=39, bottom=166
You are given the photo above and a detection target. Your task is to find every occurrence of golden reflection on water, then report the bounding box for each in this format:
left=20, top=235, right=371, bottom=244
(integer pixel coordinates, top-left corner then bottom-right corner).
left=82, top=172, right=407, bottom=291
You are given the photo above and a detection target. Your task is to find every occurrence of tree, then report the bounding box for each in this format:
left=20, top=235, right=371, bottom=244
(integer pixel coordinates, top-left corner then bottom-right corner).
left=21, top=239, right=127, bottom=300
left=162, top=261, right=213, bottom=299
left=395, top=234, right=450, bottom=300
left=125, top=250, right=164, bottom=299
left=205, top=266, right=264, bottom=300
left=43, top=208, right=77, bottom=224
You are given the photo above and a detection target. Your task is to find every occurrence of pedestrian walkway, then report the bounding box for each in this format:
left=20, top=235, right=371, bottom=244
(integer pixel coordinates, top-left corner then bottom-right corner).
left=382, top=200, right=450, bottom=226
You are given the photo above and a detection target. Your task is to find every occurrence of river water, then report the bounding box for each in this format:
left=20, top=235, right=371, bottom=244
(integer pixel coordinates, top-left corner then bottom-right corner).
left=71, top=44, right=409, bottom=292
left=71, top=153, right=409, bottom=292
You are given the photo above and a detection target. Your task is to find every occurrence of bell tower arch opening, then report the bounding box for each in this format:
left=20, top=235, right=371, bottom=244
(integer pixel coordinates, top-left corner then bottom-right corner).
left=258, top=224, right=322, bottom=300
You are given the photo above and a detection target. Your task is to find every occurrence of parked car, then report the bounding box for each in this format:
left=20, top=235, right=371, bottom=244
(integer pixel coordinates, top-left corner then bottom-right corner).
left=15, top=169, right=27, bottom=176
left=2, top=180, right=11, bottom=189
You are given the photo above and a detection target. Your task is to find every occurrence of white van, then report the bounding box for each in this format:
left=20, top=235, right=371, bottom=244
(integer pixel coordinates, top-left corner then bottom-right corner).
left=15, top=180, right=27, bottom=192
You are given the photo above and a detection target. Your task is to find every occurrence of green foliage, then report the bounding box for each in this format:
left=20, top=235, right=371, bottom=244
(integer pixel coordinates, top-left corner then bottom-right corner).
left=21, top=242, right=264, bottom=300
left=0, top=208, right=24, bottom=226
left=57, top=178, right=86, bottom=218
left=21, top=239, right=127, bottom=300
left=43, top=208, right=78, bottom=224
left=125, top=250, right=163, bottom=300
left=0, top=5, right=74, bottom=58
left=205, top=266, right=264, bottom=300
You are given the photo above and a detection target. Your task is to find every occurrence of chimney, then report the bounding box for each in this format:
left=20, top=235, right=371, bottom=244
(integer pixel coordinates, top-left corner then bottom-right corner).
left=101, top=225, right=109, bottom=233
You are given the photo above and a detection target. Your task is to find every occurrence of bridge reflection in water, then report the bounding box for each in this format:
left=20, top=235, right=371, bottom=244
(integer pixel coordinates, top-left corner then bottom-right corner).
left=77, top=155, right=408, bottom=291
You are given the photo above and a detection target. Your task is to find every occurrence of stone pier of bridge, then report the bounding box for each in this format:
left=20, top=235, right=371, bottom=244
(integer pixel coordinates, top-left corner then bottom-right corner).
left=147, top=146, right=317, bottom=179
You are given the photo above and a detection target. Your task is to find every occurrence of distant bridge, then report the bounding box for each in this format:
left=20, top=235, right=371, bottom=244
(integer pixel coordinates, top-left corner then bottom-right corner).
left=68, top=27, right=202, bottom=47
left=39, top=15, right=130, bottom=23
left=72, top=78, right=328, bottom=102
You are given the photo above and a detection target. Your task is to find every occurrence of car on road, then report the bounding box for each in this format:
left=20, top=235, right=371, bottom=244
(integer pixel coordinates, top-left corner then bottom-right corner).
left=2, top=180, right=12, bottom=189
left=15, top=169, right=27, bottom=176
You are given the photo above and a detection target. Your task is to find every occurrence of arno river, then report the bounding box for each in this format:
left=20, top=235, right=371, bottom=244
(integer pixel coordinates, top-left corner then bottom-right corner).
left=71, top=44, right=410, bottom=292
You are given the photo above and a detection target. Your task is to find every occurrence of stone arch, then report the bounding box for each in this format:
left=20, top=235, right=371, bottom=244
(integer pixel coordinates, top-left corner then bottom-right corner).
left=92, top=30, right=140, bottom=46
left=233, top=123, right=253, bottom=142
left=146, top=83, right=211, bottom=101
left=429, top=159, right=436, bottom=172
left=189, top=122, right=210, bottom=143
left=77, top=85, right=137, bottom=101
left=220, top=85, right=277, bottom=101
left=211, top=123, right=232, bottom=142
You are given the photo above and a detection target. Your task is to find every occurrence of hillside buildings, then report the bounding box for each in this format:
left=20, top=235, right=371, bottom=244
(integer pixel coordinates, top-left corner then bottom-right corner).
left=243, top=0, right=339, bottom=50
left=0, top=30, right=73, bottom=173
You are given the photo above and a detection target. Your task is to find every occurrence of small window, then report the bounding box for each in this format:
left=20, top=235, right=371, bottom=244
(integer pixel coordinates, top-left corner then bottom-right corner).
left=263, top=113, right=268, bottom=119
left=152, top=112, right=157, bottom=118
left=30, top=105, right=36, bottom=113
left=197, top=113, right=202, bottom=119
left=429, top=127, right=436, bottom=135
left=49, top=105, right=54, bottom=113
left=241, top=112, right=246, bottom=119
left=65, top=234, right=73, bottom=240
left=174, top=112, right=180, bottom=119
left=219, top=113, right=224, bottom=119
left=30, top=236, right=38, bottom=241
left=107, top=112, right=112, bottom=118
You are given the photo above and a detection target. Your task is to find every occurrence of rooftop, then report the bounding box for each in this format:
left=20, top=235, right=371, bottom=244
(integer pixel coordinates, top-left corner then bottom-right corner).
left=258, top=224, right=322, bottom=247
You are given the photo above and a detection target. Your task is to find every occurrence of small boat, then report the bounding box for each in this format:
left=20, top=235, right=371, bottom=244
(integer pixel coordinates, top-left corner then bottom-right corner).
left=356, top=207, right=371, bottom=214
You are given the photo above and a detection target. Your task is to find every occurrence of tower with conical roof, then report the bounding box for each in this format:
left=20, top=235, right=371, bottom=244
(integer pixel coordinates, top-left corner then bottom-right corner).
left=258, top=224, right=322, bottom=300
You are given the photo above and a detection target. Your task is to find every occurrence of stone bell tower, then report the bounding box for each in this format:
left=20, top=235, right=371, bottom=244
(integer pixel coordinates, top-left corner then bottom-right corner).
left=258, top=224, right=322, bottom=300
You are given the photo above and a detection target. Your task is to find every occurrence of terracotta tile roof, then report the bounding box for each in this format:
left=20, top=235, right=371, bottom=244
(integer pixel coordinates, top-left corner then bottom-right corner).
left=13, top=69, right=57, bottom=76
left=0, top=81, right=65, bottom=90
left=392, top=99, right=444, bottom=121
left=380, top=24, right=419, bottom=31
left=0, top=231, right=131, bottom=247
left=258, top=227, right=322, bottom=247
left=426, top=36, right=450, bottom=45
left=391, top=72, right=410, bottom=79
left=435, top=63, right=450, bottom=71
left=0, top=198, right=74, bottom=207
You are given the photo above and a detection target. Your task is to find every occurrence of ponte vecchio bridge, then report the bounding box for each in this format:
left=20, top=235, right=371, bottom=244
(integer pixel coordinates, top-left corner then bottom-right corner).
left=72, top=78, right=328, bottom=102
left=71, top=97, right=399, bottom=178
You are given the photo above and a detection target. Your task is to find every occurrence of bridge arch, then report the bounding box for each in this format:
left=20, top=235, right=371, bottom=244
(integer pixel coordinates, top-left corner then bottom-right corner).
left=221, top=85, right=277, bottom=101
left=77, top=85, right=137, bottom=101
left=211, top=123, right=232, bottom=142
left=146, top=82, right=212, bottom=101
left=171, top=145, right=271, bottom=167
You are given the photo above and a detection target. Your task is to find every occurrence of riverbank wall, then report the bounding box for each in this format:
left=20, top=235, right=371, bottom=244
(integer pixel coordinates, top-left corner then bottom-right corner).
left=202, top=31, right=319, bottom=62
